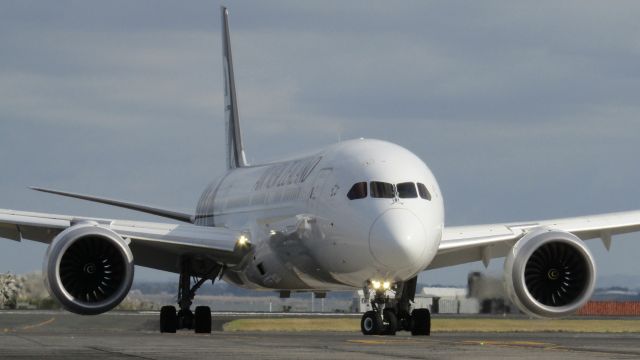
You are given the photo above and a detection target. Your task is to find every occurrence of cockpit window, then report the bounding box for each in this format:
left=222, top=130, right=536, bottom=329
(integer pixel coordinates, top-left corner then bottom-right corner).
left=417, top=183, right=432, bottom=201
left=370, top=181, right=395, bottom=198
left=397, top=182, right=417, bottom=198
left=347, top=182, right=367, bottom=200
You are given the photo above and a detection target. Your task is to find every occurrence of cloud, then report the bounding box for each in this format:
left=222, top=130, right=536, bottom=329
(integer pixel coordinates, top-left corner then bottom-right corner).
left=1, top=1, right=639, bottom=283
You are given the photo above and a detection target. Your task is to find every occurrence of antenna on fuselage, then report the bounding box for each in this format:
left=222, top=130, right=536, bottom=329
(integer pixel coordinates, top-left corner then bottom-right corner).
left=221, top=6, right=248, bottom=169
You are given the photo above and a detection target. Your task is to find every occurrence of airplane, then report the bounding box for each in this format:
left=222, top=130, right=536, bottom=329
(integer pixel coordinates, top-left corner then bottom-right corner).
left=1, top=6, right=639, bottom=336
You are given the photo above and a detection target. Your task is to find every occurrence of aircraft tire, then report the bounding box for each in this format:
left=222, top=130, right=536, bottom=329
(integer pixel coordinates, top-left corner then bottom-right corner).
left=194, top=306, right=212, bottom=334
left=160, top=305, right=177, bottom=333
left=410, top=308, right=431, bottom=336
left=382, top=308, right=398, bottom=335
left=361, top=310, right=383, bottom=335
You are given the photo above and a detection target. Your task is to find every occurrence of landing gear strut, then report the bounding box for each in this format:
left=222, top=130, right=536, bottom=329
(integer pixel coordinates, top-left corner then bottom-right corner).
left=360, top=277, right=431, bottom=336
left=160, top=258, right=219, bottom=334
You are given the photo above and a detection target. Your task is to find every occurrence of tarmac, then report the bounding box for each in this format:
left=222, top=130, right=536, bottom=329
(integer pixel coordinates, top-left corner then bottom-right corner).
left=0, top=311, right=639, bottom=359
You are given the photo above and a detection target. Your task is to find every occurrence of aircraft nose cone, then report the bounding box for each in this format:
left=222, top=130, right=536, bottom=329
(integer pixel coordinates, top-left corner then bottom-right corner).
left=369, top=209, right=427, bottom=269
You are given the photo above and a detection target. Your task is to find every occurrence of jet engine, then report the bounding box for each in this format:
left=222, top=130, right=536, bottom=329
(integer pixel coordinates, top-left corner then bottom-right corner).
left=43, top=222, right=134, bottom=315
left=504, top=228, right=596, bottom=318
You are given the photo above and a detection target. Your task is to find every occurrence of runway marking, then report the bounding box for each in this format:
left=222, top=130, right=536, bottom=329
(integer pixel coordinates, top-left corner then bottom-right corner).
left=0, top=317, right=56, bottom=333
left=20, top=317, right=56, bottom=331
left=463, top=340, right=560, bottom=350
left=89, top=346, right=156, bottom=360
left=347, top=339, right=420, bottom=345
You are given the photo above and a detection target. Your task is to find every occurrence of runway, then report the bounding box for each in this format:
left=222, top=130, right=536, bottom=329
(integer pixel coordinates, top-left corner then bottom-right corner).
left=0, top=311, right=639, bottom=359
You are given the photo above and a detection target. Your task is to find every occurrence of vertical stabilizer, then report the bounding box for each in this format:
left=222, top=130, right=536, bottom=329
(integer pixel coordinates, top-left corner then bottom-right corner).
left=221, top=6, right=247, bottom=169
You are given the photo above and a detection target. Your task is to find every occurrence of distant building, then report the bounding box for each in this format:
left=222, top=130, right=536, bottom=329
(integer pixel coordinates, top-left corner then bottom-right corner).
left=577, top=301, right=640, bottom=316
left=421, top=287, right=479, bottom=314
left=467, top=272, right=517, bottom=314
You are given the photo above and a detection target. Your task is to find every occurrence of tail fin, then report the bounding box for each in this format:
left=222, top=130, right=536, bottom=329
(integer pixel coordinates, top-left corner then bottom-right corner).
left=221, top=6, right=247, bottom=169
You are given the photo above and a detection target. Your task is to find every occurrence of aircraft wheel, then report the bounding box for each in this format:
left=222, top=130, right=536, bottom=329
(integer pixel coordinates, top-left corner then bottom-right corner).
left=410, top=308, right=431, bottom=336
left=361, top=310, right=383, bottom=335
left=382, top=308, right=398, bottom=335
left=194, top=306, right=212, bottom=334
left=160, top=305, right=177, bottom=333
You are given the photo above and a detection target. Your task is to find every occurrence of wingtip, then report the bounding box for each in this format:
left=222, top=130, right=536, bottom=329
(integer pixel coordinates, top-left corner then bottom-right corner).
left=29, top=186, right=62, bottom=195
left=29, top=186, right=59, bottom=194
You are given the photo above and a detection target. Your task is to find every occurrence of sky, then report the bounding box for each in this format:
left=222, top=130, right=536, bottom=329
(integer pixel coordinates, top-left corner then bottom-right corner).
left=1, top=1, right=639, bottom=287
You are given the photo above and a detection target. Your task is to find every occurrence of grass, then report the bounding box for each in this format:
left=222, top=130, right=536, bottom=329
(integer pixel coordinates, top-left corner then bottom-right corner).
left=223, top=317, right=640, bottom=333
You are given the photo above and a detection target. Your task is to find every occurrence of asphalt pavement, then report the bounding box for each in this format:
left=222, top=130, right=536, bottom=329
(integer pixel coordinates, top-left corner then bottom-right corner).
left=0, top=311, right=639, bottom=359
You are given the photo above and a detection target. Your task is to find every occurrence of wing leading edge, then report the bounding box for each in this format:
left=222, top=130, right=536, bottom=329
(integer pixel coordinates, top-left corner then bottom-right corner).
left=0, top=208, right=245, bottom=274
left=430, top=210, right=640, bottom=270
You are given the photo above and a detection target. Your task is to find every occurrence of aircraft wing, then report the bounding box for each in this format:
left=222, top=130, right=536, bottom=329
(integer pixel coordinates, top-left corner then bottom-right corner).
left=428, top=210, right=640, bottom=270
left=0, top=208, right=245, bottom=274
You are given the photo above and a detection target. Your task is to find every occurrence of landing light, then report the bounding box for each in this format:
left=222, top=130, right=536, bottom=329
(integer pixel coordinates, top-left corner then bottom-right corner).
left=370, top=280, right=392, bottom=290
left=237, top=234, right=250, bottom=247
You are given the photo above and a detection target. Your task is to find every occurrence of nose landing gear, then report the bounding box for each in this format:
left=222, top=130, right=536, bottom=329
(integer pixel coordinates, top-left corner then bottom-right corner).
left=360, top=276, right=430, bottom=336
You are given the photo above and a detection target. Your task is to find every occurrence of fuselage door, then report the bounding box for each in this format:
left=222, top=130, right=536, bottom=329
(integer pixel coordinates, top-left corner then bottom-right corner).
left=308, top=168, right=333, bottom=213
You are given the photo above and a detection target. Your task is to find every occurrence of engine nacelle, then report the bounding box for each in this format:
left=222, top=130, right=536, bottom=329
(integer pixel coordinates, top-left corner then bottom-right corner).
left=504, top=228, right=596, bottom=318
left=43, top=222, right=134, bottom=315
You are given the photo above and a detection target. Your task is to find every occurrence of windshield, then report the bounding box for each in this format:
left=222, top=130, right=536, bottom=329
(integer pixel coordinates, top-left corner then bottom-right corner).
left=370, top=181, right=395, bottom=198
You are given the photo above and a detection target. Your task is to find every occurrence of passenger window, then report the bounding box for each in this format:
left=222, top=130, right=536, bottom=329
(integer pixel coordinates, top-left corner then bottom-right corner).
left=397, top=182, right=417, bottom=198
left=417, top=183, right=432, bottom=201
left=370, top=182, right=395, bottom=198
left=347, top=182, right=367, bottom=200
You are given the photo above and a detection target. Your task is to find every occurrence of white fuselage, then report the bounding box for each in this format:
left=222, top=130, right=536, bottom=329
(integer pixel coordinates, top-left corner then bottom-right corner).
left=194, top=139, right=444, bottom=291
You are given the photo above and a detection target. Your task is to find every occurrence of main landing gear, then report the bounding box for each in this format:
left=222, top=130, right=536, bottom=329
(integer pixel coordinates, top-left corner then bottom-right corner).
left=360, top=277, right=431, bottom=336
left=160, top=258, right=220, bottom=334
